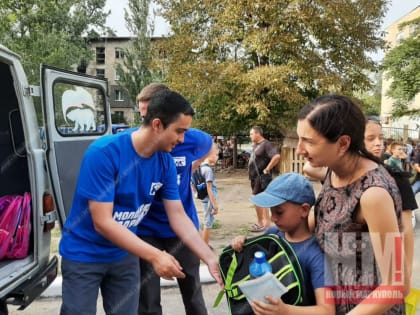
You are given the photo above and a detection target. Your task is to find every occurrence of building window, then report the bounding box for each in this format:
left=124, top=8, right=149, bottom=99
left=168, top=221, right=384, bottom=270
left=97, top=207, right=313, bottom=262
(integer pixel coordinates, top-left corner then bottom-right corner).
left=115, top=48, right=124, bottom=59
left=96, top=69, right=105, bottom=78
left=96, top=47, right=105, bottom=64
left=115, top=69, right=120, bottom=81
left=396, top=32, right=404, bottom=44
left=112, top=111, right=125, bottom=123
left=115, top=89, right=123, bottom=101
left=409, top=25, right=416, bottom=36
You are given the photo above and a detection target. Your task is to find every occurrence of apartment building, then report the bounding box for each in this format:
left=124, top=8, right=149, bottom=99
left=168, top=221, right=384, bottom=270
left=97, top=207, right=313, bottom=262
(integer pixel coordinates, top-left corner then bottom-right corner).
left=381, top=5, right=420, bottom=133
left=86, top=37, right=137, bottom=125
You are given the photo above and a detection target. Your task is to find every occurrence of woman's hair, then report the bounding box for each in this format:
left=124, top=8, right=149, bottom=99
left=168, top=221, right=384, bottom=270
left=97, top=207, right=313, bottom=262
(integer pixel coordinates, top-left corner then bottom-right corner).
left=298, top=94, right=379, bottom=163
left=366, top=115, right=382, bottom=126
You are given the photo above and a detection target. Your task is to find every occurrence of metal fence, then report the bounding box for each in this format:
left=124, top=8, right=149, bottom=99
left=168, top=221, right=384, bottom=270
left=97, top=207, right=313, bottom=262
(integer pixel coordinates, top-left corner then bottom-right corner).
left=382, top=127, right=420, bottom=141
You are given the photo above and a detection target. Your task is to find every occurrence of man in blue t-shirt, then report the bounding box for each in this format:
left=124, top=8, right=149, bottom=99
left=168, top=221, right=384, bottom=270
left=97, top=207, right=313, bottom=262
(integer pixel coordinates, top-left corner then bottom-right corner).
left=136, top=83, right=212, bottom=315
left=59, top=89, right=222, bottom=315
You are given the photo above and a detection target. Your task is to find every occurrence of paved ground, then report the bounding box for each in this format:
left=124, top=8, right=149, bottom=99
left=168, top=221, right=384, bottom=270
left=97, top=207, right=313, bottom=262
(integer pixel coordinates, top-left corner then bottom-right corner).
left=8, top=168, right=420, bottom=314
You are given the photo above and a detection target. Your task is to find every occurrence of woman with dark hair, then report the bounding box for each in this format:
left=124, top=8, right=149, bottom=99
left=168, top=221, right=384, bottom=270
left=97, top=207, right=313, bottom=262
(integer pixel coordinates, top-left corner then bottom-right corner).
left=297, top=95, right=406, bottom=314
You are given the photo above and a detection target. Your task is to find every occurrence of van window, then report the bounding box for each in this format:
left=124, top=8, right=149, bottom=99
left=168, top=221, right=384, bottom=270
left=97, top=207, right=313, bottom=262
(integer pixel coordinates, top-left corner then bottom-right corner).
left=53, top=83, right=106, bottom=136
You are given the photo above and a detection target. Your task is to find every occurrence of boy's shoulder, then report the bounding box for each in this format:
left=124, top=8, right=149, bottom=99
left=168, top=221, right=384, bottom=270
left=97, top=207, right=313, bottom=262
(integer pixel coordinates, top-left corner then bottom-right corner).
left=267, top=228, right=322, bottom=256
left=200, top=163, right=213, bottom=171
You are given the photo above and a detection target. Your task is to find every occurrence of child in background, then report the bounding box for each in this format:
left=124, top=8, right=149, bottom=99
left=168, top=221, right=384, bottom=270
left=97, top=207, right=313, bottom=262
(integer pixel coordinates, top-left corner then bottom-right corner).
left=387, top=141, right=404, bottom=171
left=231, top=173, right=334, bottom=315
left=200, top=143, right=220, bottom=246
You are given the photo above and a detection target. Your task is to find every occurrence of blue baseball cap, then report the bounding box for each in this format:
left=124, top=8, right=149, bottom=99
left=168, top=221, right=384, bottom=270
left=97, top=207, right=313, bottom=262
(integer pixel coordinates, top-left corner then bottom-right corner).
left=250, top=173, right=315, bottom=208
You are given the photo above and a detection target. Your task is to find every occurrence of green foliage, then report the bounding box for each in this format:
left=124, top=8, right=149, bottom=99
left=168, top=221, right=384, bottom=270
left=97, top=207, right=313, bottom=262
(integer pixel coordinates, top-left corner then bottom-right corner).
left=0, top=0, right=110, bottom=84
left=355, top=72, right=382, bottom=115
left=116, top=0, right=160, bottom=105
left=382, top=17, right=420, bottom=117
left=154, top=0, right=387, bottom=135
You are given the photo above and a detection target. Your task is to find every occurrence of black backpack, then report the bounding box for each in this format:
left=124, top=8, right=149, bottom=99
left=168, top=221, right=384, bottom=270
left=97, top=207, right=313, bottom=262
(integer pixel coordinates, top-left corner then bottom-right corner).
left=191, top=165, right=208, bottom=200
left=214, top=233, right=307, bottom=315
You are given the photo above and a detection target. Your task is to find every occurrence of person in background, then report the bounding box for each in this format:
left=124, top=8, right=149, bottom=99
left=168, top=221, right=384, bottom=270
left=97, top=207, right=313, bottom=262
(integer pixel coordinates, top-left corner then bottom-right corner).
left=136, top=83, right=213, bottom=315
left=403, top=139, right=414, bottom=171
left=248, top=126, right=281, bottom=232
left=297, top=95, right=406, bottom=314
left=222, top=139, right=233, bottom=168
left=231, top=173, right=335, bottom=315
left=199, top=142, right=220, bottom=247
left=387, top=141, right=405, bottom=171
left=364, top=117, right=416, bottom=291
left=412, top=143, right=420, bottom=196
left=382, top=138, right=394, bottom=163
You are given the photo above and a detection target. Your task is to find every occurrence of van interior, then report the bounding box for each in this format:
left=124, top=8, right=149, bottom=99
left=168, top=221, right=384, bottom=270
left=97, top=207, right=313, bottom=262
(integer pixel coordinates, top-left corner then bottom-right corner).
left=0, top=61, right=33, bottom=272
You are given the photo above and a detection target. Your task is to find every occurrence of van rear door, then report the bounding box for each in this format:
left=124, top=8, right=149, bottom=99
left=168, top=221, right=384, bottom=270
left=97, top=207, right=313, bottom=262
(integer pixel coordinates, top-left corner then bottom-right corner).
left=41, top=65, right=112, bottom=224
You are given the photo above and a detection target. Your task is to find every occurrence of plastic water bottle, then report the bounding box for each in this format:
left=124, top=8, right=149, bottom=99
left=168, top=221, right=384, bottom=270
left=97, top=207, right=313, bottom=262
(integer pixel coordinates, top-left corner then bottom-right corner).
left=249, top=251, right=272, bottom=278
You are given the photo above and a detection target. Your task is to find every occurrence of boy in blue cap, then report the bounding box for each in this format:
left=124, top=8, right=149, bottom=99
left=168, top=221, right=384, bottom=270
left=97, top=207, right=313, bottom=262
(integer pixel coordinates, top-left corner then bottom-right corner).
left=231, top=172, right=334, bottom=315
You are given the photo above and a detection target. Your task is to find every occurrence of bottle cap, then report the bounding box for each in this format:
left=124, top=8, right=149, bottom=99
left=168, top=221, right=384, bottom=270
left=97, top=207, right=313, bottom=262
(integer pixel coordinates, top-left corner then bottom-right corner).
left=254, top=251, right=266, bottom=263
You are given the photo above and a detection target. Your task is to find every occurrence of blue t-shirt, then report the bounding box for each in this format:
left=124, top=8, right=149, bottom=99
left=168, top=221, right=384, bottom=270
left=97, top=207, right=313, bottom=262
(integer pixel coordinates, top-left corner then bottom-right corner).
left=59, top=129, right=180, bottom=263
left=266, top=227, right=332, bottom=305
left=137, top=128, right=212, bottom=237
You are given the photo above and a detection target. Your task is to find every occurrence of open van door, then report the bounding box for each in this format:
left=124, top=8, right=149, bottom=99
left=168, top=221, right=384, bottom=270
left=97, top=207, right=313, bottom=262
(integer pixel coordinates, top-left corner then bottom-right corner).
left=41, top=65, right=112, bottom=224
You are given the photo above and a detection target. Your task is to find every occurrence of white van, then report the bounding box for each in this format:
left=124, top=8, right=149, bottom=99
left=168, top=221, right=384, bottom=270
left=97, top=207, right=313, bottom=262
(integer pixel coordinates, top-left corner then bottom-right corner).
left=0, top=44, right=112, bottom=314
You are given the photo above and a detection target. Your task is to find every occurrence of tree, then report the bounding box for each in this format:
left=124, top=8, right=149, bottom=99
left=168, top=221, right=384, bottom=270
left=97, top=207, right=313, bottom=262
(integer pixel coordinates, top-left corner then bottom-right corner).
left=153, top=0, right=388, bottom=135
left=355, top=71, right=382, bottom=116
left=0, top=0, right=110, bottom=84
left=382, top=17, right=420, bottom=117
left=116, top=0, right=158, bottom=108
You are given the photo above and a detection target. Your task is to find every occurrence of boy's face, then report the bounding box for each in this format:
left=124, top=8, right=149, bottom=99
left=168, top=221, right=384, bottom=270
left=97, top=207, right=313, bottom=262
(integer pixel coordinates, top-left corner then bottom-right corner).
left=269, top=202, right=306, bottom=233
left=391, top=145, right=403, bottom=158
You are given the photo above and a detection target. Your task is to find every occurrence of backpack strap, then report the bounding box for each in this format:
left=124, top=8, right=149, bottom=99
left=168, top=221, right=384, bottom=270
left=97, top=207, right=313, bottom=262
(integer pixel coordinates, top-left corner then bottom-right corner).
left=276, top=235, right=308, bottom=305
left=213, top=251, right=250, bottom=307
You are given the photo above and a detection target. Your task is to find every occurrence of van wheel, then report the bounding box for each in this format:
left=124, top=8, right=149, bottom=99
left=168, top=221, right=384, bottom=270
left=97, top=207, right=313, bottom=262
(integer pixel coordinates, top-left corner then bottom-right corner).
left=0, top=300, right=7, bottom=315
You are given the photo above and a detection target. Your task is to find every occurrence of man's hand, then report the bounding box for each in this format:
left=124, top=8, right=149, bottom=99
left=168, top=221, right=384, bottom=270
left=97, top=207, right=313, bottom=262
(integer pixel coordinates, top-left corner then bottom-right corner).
left=207, top=257, right=224, bottom=288
left=150, top=250, right=185, bottom=280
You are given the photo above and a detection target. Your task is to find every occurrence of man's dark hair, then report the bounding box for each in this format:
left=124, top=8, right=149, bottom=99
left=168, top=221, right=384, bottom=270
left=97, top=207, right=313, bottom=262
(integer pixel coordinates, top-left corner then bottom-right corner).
left=251, top=126, right=264, bottom=136
left=143, top=90, right=195, bottom=128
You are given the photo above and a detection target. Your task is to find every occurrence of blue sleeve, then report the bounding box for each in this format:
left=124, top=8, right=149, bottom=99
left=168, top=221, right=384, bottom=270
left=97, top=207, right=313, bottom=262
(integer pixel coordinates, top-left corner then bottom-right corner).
left=307, top=248, right=333, bottom=289
left=161, top=154, right=181, bottom=201
left=187, top=128, right=213, bottom=160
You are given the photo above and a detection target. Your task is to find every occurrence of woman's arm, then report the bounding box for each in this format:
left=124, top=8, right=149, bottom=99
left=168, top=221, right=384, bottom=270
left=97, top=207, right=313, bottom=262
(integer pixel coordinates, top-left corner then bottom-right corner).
left=401, top=211, right=414, bottom=290
left=348, top=187, right=406, bottom=314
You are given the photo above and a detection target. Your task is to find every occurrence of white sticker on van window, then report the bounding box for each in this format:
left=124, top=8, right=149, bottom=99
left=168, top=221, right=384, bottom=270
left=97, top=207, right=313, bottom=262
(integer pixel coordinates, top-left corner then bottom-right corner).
left=62, top=87, right=97, bottom=132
